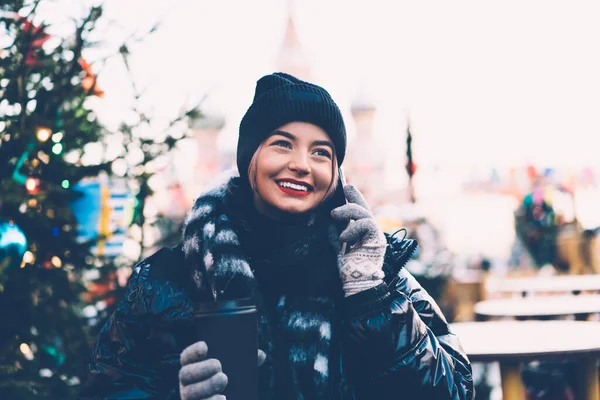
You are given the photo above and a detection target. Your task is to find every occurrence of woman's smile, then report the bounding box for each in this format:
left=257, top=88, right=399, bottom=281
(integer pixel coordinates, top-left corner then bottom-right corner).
left=276, top=179, right=313, bottom=197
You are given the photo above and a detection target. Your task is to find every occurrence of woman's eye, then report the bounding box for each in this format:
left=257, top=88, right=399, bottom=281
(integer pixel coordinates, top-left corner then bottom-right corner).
left=272, top=140, right=292, bottom=149
left=314, top=149, right=332, bottom=158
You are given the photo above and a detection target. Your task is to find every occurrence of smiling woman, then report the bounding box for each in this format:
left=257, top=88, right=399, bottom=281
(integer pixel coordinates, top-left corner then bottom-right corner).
left=248, top=122, right=338, bottom=218
left=80, top=72, right=473, bottom=400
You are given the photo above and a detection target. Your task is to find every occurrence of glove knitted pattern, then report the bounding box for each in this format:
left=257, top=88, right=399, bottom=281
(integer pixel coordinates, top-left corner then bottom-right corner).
left=330, top=185, right=387, bottom=296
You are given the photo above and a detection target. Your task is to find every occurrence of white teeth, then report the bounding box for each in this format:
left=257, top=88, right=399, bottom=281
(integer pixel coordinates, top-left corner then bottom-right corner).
left=278, top=181, right=309, bottom=191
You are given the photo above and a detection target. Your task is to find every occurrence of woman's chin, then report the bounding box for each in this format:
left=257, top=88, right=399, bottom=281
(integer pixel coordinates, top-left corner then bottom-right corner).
left=268, top=197, right=319, bottom=215
left=275, top=203, right=312, bottom=214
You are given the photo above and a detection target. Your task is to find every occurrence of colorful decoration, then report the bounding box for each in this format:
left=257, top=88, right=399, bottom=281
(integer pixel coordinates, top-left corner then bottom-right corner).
left=0, top=12, right=51, bottom=65
left=35, top=126, right=51, bottom=142
left=70, top=176, right=133, bottom=257
left=526, top=165, right=537, bottom=181
left=11, top=142, right=34, bottom=186
left=41, top=344, right=65, bottom=367
left=515, top=188, right=558, bottom=268
left=51, top=143, right=63, bottom=155
left=25, top=177, right=40, bottom=194
left=22, top=18, right=51, bottom=66
left=79, top=58, right=104, bottom=97
left=51, top=132, right=63, bottom=142
left=0, top=220, right=28, bottom=272
left=0, top=3, right=144, bottom=395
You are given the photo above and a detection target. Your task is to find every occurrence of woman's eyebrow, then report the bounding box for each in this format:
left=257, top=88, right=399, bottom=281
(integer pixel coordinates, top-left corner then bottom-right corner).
left=270, top=130, right=295, bottom=140
left=270, top=130, right=333, bottom=149
left=312, top=140, right=333, bottom=149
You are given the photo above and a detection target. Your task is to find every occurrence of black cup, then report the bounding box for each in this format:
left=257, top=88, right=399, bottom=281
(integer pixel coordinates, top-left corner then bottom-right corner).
left=193, top=298, right=258, bottom=400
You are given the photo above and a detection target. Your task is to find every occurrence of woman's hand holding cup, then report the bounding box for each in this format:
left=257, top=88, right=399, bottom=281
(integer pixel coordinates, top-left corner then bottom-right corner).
left=179, top=341, right=228, bottom=400
left=179, top=341, right=266, bottom=399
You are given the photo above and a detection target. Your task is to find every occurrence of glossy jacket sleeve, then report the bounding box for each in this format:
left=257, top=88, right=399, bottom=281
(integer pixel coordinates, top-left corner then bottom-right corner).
left=343, top=269, right=474, bottom=399
left=78, top=261, right=180, bottom=399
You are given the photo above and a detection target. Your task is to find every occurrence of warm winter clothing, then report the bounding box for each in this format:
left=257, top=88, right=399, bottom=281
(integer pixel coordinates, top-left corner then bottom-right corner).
left=330, top=184, right=387, bottom=296
left=79, top=177, right=474, bottom=399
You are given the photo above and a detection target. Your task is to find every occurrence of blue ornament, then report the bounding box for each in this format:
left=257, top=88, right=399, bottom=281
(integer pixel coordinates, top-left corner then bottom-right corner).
left=0, top=220, right=28, bottom=271
left=42, top=343, right=66, bottom=366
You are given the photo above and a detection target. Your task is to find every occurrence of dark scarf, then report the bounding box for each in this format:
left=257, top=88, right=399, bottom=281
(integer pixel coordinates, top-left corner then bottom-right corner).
left=182, top=177, right=347, bottom=399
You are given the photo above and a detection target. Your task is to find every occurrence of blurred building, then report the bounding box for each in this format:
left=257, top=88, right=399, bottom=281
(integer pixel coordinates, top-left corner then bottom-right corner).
left=190, top=112, right=229, bottom=193
left=345, top=87, right=387, bottom=205
left=276, top=1, right=312, bottom=81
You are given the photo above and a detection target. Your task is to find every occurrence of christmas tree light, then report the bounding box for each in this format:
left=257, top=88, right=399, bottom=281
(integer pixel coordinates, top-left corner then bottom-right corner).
left=19, top=344, right=34, bottom=361
left=51, top=143, right=63, bottom=155
left=36, top=127, right=51, bottom=142
left=51, top=132, right=63, bottom=142
left=25, top=177, right=39, bottom=193
left=22, top=251, right=34, bottom=264
left=51, top=256, right=62, bottom=268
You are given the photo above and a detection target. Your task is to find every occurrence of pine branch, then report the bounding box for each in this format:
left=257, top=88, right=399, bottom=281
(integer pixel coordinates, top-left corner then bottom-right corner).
left=0, top=364, right=19, bottom=375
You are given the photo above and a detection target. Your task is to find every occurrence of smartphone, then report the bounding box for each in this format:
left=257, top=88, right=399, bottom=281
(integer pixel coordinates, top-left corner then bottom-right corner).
left=330, top=167, right=347, bottom=208
left=330, top=167, right=349, bottom=254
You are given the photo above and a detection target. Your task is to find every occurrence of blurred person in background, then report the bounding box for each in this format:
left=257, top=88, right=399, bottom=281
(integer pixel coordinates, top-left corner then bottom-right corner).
left=79, top=73, right=473, bottom=399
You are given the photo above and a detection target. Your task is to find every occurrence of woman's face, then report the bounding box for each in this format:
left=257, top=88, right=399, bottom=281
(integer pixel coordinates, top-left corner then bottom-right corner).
left=251, top=122, right=335, bottom=219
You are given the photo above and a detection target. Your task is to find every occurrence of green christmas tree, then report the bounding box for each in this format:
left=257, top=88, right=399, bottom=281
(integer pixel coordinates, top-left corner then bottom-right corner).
left=0, top=1, right=200, bottom=398
left=0, top=2, right=109, bottom=398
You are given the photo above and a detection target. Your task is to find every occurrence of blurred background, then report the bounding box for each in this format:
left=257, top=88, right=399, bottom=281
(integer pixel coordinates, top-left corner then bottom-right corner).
left=2, top=0, right=600, bottom=398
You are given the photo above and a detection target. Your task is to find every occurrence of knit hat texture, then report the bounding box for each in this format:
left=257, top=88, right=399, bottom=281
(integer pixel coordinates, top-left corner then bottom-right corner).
left=237, top=72, right=346, bottom=181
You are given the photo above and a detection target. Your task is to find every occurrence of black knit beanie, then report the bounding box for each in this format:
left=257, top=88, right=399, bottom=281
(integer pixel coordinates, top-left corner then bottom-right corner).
left=237, top=72, right=346, bottom=183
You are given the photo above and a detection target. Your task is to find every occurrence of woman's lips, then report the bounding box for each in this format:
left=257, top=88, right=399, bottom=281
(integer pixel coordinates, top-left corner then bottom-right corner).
left=277, top=184, right=311, bottom=197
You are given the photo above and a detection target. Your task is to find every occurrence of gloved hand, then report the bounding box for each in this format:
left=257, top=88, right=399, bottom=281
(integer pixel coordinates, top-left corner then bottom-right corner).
left=179, top=341, right=266, bottom=400
left=330, top=184, right=387, bottom=297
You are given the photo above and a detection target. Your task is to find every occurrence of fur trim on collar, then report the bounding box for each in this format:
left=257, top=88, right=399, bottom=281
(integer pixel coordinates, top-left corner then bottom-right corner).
left=182, top=176, right=255, bottom=300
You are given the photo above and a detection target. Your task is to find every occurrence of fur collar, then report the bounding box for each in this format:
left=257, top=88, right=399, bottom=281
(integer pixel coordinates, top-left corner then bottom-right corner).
left=181, top=176, right=257, bottom=300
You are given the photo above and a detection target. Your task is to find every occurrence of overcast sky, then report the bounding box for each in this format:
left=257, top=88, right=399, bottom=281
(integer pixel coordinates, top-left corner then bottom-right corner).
left=44, top=0, right=600, bottom=169
left=29, top=0, right=600, bottom=257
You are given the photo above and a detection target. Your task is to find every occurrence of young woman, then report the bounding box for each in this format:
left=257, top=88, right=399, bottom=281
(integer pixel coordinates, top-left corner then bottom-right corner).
left=79, top=72, right=473, bottom=399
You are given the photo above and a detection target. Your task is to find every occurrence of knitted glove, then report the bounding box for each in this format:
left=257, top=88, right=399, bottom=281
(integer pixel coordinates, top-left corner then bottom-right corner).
left=179, top=341, right=266, bottom=400
left=330, top=185, right=386, bottom=297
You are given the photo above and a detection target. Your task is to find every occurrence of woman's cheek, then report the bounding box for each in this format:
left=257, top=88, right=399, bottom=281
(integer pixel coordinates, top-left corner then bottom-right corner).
left=315, top=164, right=334, bottom=188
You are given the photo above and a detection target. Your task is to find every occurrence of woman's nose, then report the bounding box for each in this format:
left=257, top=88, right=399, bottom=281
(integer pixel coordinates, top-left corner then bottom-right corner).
left=288, top=151, right=310, bottom=174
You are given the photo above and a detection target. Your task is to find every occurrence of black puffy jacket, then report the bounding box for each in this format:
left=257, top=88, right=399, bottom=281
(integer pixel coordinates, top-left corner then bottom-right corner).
left=79, top=234, right=473, bottom=399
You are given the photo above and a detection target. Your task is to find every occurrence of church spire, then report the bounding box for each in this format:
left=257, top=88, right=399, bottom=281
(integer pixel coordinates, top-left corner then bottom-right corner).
left=275, top=0, right=312, bottom=80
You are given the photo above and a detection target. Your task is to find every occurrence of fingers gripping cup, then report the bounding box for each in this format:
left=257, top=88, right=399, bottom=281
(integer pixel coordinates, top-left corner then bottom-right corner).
left=193, top=299, right=258, bottom=400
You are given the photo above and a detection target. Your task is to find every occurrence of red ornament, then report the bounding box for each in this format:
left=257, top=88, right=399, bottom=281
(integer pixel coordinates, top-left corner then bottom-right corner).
left=3, top=12, right=51, bottom=66
left=79, top=58, right=104, bottom=97
left=406, top=162, right=417, bottom=177
left=21, top=19, right=51, bottom=66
